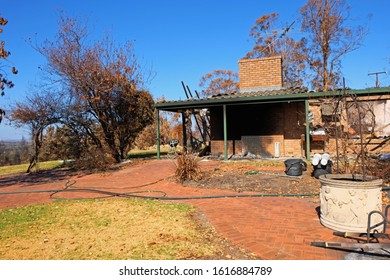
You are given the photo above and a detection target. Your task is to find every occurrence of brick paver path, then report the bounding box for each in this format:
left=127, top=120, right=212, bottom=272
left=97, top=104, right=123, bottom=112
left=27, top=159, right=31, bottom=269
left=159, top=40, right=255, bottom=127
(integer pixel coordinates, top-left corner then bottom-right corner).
left=0, top=159, right=355, bottom=259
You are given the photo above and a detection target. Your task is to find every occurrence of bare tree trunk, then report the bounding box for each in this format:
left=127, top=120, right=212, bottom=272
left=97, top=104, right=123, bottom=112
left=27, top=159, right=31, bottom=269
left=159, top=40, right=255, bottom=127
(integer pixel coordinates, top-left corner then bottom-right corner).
left=27, top=127, right=43, bottom=173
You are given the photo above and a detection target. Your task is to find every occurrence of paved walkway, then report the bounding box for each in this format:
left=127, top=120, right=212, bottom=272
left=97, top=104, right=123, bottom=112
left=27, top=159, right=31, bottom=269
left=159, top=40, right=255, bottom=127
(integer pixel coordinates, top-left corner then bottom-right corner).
left=0, top=159, right=384, bottom=260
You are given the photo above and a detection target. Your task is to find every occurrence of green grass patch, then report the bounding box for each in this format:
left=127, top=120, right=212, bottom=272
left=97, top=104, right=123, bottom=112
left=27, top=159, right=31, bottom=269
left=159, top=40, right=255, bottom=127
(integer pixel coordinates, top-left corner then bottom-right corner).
left=0, top=198, right=221, bottom=260
left=0, top=161, right=65, bottom=176
left=0, top=204, right=57, bottom=239
left=127, top=147, right=170, bottom=159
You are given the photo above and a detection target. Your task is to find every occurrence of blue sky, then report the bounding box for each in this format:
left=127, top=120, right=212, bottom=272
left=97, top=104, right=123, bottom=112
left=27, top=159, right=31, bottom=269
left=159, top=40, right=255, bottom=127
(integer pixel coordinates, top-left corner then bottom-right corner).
left=1, top=0, right=389, bottom=140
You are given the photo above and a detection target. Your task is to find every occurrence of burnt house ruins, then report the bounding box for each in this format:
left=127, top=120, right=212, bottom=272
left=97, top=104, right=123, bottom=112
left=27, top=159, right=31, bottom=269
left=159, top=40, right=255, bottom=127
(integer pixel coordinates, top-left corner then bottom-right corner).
left=154, top=56, right=390, bottom=160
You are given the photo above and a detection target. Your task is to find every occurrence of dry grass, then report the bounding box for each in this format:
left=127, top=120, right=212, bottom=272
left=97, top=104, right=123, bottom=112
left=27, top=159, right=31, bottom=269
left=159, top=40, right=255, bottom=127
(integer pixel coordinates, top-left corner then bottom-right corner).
left=175, top=153, right=203, bottom=182
left=222, top=160, right=286, bottom=168
left=0, top=198, right=222, bottom=260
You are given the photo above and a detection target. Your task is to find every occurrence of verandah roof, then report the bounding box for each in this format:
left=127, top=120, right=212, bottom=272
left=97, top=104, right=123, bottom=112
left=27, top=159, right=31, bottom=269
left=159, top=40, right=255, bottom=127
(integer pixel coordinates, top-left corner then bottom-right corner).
left=154, top=87, right=390, bottom=112
left=153, top=86, right=390, bottom=160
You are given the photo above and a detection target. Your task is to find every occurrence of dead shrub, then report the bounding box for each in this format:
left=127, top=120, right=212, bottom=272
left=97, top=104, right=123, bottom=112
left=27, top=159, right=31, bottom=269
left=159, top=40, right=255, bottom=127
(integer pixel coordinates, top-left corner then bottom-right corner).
left=135, top=124, right=156, bottom=150
left=74, top=146, right=115, bottom=171
left=175, top=152, right=202, bottom=183
left=367, top=157, right=390, bottom=184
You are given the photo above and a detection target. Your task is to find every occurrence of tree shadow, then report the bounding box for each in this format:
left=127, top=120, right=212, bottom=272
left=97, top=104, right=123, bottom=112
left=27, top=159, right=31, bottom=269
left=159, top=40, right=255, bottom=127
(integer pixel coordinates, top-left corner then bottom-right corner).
left=0, top=168, right=75, bottom=189
left=315, top=206, right=321, bottom=219
left=127, top=151, right=168, bottom=159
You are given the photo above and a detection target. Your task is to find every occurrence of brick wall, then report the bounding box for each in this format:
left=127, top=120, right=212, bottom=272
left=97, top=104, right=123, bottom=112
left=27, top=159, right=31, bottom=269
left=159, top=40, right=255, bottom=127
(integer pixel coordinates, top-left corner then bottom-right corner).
left=283, top=102, right=306, bottom=139
left=238, top=56, right=283, bottom=90
left=211, top=140, right=242, bottom=155
left=242, top=135, right=285, bottom=157
left=209, top=102, right=305, bottom=157
left=308, top=98, right=390, bottom=157
left=326, top=138, right=390, bottom=158
left=284, top=139, right=302, bottom=157
left=211, top=136, right=304, bottom=157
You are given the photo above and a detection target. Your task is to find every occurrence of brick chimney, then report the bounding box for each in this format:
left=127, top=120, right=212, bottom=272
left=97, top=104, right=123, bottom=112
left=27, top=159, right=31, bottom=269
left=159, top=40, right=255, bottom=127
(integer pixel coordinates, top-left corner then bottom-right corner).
left=238, top=56, right=283, bottom=92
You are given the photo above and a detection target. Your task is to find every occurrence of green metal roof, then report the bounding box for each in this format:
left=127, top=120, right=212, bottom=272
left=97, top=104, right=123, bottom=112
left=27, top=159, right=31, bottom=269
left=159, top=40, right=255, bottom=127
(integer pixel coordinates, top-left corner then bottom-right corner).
left=154, top=87, right=390, bottom=112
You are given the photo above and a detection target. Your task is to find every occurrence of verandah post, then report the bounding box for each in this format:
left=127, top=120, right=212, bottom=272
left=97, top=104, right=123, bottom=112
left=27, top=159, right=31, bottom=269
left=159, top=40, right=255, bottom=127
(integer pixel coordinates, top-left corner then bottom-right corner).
left=156, top=109, right=160, bottom=160
left=305, top=99, right=311, bottom=160
left=223, top=105, right=228, bottom=160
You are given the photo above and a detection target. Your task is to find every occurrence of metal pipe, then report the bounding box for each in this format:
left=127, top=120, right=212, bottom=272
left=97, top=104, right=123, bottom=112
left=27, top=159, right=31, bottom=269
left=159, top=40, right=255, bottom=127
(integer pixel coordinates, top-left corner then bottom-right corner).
left=186, top=85, right=206, bottom=143
left=181, top=81, right=190, bottom=99
left=333, top=94, right=342, bottom=173
left=194, top=90, right=201, bottom=99
left=186, top=85, right=194, bottom=99
left=195, top=90, right=211, bottom=140
left=355, top=96, right=366, bottom=179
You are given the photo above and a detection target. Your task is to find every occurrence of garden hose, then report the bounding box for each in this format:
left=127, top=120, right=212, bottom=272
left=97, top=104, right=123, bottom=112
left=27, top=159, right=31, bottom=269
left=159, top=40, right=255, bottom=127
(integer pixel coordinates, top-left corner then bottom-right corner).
left=0, top=177, right=319, bottom=202
left=1, top=179, right=388, bottom=202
